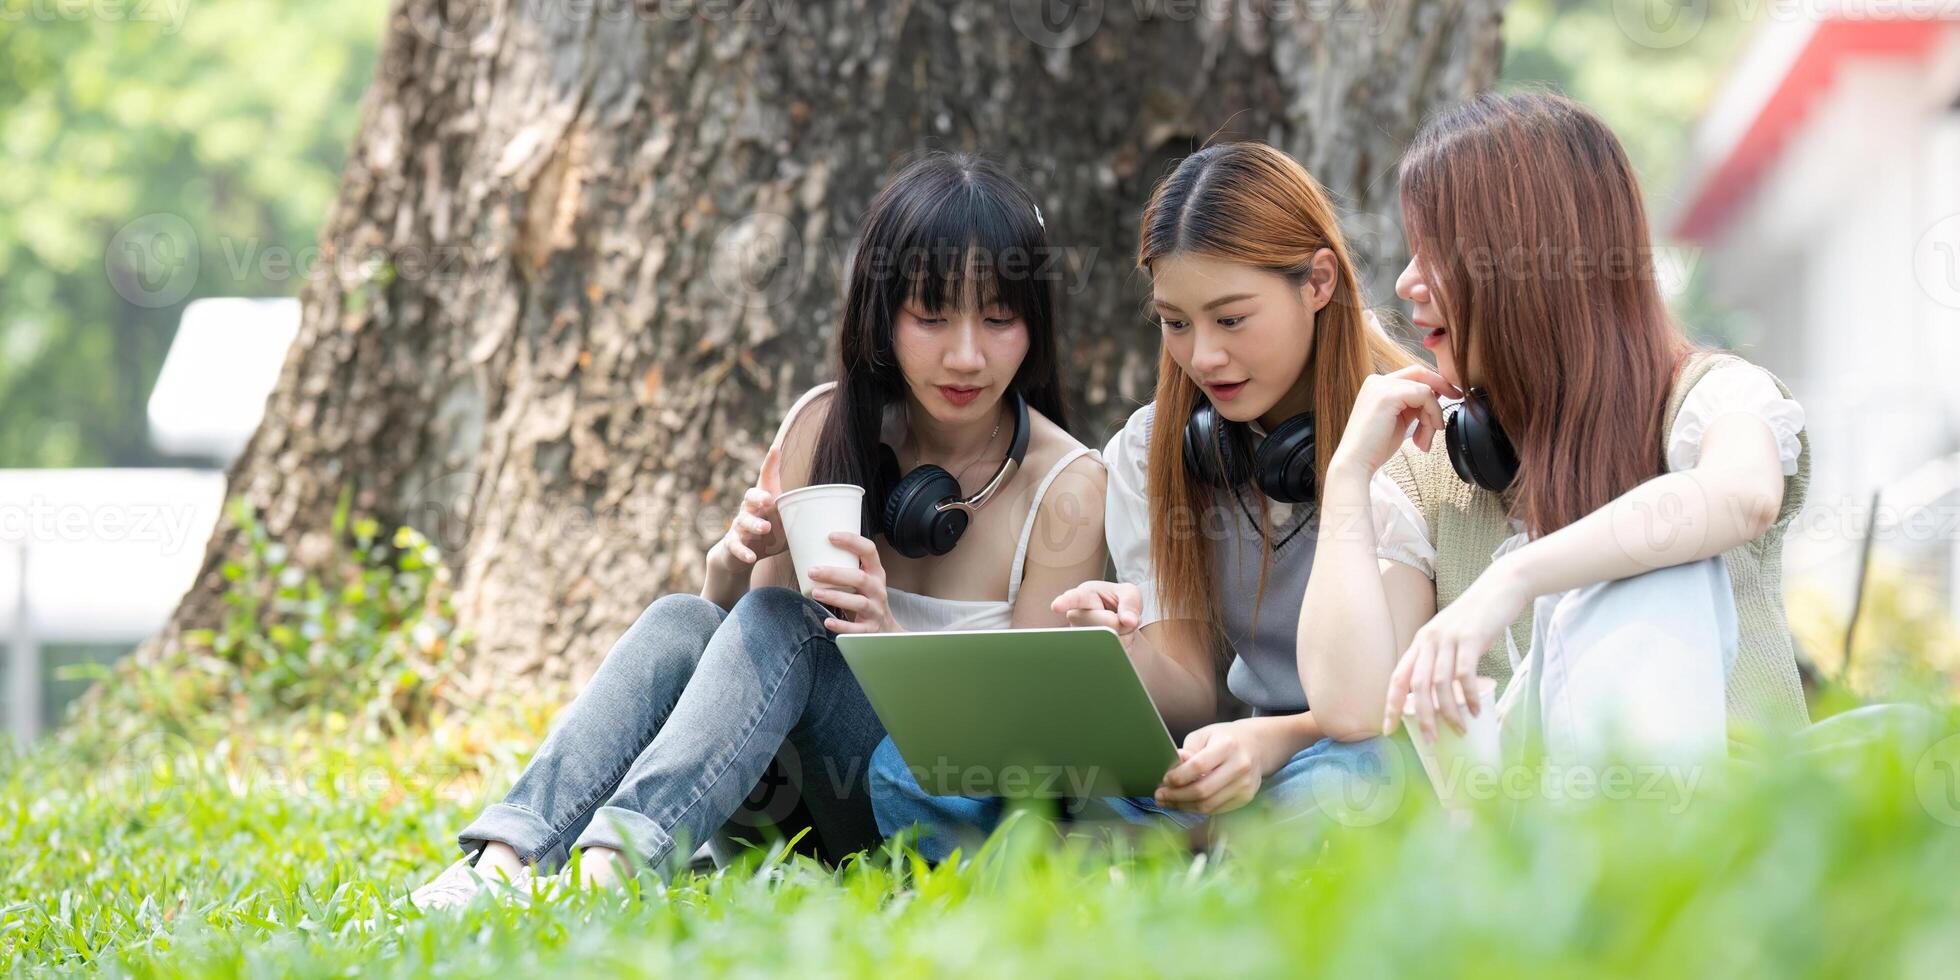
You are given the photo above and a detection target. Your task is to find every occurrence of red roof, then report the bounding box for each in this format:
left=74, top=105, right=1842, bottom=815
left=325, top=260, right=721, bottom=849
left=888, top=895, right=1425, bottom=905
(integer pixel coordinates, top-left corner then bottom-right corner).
left=1675, top=17, right=1950, bottom=242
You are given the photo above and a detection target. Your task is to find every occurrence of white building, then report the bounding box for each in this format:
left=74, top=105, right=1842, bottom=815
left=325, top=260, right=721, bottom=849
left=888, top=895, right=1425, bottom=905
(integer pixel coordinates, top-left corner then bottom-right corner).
left=2, top=298, right=297, bottom=742
left=1672, top=10, right=1960, bottom=618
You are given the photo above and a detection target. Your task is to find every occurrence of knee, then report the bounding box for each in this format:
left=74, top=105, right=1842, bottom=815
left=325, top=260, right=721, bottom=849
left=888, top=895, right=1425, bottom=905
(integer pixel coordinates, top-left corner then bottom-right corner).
left=605, top=593, right=723, bottom=673
left=868, top=737, right=924, bottom=799
left=1276, top=736, right=1395, bottom=786
left=1261, top=736, right=1404, bottom=817
left=642, top=592, right=724, bottom=635
left=729, top=586, right=827, bottom=636
left=1552, top=557, right=1737, bottom=673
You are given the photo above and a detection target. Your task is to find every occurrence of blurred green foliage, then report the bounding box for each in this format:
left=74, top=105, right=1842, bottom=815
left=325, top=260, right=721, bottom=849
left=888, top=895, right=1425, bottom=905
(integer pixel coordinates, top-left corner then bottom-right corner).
left=55, top=489, right=473, bottom=741
left=0, top=0, right=386, bottom=466
left=1501, top=0, right=1758, bottom=349
left=1502, top=0, right=1752, bottom=199
left=1793, top=562, right=1960, bottom=704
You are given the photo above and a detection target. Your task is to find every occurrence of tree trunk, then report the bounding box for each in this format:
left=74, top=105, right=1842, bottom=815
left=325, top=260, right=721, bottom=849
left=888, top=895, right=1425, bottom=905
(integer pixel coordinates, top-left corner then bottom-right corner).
left=148, top=0, right=1504, bottom=694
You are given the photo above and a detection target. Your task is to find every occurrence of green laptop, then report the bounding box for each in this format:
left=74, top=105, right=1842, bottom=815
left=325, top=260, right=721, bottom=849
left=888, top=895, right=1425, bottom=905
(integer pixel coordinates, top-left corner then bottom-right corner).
left=837, top=626, right=1180, bottom=798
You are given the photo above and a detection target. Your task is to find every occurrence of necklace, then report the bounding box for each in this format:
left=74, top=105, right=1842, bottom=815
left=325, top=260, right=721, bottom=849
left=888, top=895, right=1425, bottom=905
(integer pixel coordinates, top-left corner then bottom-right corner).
left=905, top=403, right=1007, bottom=486
left=947, top=414, right=1005, bottom=487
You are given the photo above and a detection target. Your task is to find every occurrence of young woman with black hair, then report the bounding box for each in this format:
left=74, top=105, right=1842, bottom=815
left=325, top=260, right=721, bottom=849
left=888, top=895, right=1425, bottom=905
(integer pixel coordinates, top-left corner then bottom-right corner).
left=410, top=152, right=1110, bottom=907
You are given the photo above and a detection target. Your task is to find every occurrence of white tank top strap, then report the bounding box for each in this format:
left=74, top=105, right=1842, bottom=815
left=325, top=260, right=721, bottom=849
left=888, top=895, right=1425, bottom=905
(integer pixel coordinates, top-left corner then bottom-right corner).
left=773, top=380, right=837, bottom=447
left=1005, top=446, right=1100, bottom=609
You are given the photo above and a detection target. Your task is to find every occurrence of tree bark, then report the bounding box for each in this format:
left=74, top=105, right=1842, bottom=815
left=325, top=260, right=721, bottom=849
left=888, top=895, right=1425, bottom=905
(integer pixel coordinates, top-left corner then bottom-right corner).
left=148, top=0, right=1504, bottom=694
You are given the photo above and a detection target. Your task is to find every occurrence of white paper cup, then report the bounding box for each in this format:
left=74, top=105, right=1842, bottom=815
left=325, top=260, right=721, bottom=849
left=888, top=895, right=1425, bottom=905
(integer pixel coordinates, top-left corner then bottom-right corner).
left=773, top=483, right=866, bottom=598
left=1402, top=675, right=1501, bottom=810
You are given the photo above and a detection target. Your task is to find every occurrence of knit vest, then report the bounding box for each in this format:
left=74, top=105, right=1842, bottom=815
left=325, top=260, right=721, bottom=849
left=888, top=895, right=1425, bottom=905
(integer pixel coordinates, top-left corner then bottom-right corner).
left=1381, top=351, right=1812, bottom=732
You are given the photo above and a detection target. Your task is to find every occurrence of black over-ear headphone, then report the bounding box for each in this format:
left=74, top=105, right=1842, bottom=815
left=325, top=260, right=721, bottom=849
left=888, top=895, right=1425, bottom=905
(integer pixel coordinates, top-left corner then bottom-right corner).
left=1444, top=387, right=1520, bottom=492
left=1182, top=399, right=1318, bottom=504
left=875, top=389, right=1031, bottom=559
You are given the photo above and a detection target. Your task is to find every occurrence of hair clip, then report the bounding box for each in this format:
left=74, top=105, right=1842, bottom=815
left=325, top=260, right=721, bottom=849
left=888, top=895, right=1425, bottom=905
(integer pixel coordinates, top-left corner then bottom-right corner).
left=1033, top=203, right=1046, bottom=229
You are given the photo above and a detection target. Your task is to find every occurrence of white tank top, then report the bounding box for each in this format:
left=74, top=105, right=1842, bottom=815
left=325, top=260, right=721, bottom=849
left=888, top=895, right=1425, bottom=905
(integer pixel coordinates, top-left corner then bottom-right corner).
left=884, top=445, right=1098, bottom=632
left=778, top=382, right=1094, bottom=633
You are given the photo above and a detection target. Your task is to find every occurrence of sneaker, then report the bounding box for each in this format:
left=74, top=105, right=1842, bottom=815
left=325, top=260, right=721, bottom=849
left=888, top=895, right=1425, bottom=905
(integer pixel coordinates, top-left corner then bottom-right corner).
left=409, top=857, right=534, bottom=911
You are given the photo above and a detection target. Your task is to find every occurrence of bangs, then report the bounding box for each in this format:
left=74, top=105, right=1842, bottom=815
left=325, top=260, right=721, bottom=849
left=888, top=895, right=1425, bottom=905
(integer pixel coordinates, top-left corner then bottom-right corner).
left=887, top=184, right=1047, bottom=320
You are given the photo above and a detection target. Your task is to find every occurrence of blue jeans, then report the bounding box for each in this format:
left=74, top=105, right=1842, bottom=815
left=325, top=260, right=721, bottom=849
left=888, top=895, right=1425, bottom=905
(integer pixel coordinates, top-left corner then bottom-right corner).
left=456, top=588, right=887, bottom=874
left=867, top=731, right=1397, bottom=862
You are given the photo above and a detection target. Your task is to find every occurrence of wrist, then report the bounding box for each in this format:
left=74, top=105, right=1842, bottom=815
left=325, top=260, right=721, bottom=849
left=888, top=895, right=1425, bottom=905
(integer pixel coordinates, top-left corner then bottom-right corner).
left=1488, top=550, right=1539, bottom=605
left=1242, top=716, right=1302, bottom=776
left=707, top=541, right=750, bottom=581
left=1326, top=453, right=1377, bottom=491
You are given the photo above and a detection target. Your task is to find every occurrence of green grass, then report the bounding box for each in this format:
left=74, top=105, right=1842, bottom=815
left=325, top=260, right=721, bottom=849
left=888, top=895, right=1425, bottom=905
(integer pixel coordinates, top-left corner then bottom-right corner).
left=12, top=503, right=1952, bottom=976
left=5, top=688, right=1959, bottom=978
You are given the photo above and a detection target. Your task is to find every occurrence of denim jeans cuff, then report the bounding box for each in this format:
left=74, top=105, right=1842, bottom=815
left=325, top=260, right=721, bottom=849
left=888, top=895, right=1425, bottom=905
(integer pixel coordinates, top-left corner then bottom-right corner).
left=457, top=801, right=562, bottom=867
left=570, top=804, right=677, bottom=870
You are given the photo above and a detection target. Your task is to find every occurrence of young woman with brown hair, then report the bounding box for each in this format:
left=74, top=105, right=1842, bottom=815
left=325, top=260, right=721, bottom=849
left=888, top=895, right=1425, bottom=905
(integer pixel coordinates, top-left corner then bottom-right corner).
left=1300, top=92, right=1809, bottom=773
left=870, top=141, right=1412, bottom=860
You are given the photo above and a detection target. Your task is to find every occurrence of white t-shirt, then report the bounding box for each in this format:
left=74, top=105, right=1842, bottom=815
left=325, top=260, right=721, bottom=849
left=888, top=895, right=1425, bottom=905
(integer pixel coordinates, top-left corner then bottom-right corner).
left=1103, top=407, right=1168, bottom=628
left=1371, top=362, right=1807, bottom=579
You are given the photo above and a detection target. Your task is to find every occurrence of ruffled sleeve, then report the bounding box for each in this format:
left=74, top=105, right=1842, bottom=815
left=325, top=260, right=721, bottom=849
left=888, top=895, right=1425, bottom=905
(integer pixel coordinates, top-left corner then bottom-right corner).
left=1666, top=362, right=1805, bottom=476
left=1102, top=404, right=1167, bottom=628
left=1370, top=469, right=1436, bottom=580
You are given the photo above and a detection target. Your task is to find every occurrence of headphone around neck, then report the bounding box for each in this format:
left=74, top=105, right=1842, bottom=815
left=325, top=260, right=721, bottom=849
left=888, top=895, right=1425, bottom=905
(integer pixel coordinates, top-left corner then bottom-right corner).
left=1444, top=387, right=1520, bottom=493
left=875, top=389, right=1031, bottom=559
left=1181, top=398, right=1319, bottom=505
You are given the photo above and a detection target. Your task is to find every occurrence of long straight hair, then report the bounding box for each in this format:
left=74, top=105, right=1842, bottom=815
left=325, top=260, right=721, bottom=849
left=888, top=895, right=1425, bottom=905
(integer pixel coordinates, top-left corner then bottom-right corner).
left=1137, top=142, right=1411, bottom=625
left=808, top=153, right=1072, bottom=533
left=1399, top=90, right=1693, bottom=536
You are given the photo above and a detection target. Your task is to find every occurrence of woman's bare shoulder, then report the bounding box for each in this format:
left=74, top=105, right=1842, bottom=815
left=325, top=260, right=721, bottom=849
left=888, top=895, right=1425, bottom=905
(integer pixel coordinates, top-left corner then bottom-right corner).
left=1018, top=409, right=1106, bottom=521
left=1019, top=407, right=1097, bottom=479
